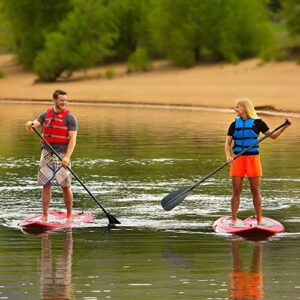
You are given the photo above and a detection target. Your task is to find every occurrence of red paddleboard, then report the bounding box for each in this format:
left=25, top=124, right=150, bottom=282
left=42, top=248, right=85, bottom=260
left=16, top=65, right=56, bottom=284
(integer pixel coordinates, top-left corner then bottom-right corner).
left=213, top=216, right=284, bottom=238
left=19, top=211, right=94, bottom=231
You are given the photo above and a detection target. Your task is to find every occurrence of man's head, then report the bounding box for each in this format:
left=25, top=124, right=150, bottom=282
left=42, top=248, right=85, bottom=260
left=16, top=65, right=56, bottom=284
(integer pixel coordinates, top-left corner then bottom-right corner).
left=52, top=89, right=68, bottom=111
left=53, top=89, right=67, bottom=100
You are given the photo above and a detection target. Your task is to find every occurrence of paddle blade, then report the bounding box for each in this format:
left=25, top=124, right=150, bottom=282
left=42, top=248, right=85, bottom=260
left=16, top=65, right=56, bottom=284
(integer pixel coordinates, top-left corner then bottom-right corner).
left=161, top=186, right=193, bottom=211
left=107, top=214, right=121, bottom=226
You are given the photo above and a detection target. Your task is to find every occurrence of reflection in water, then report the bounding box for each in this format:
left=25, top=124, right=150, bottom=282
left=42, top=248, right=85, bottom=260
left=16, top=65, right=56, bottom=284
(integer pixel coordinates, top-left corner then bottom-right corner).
left=161, top=245, right=191, bottom=268
left=0, top=103, right=300, bottom=299
left=40, top=231, right=74, bottom=300
left=230, top=240, right=263, bottom=300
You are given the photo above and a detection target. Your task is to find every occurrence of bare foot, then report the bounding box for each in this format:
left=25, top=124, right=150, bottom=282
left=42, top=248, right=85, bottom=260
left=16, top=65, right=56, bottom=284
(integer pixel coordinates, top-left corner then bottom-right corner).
left=256, top=217, right=265, bottom=226
left=229, top=218, right=237, bottom=227
left=41, top=215, right=48, bottom=222
left=67, top=215, right=73, bottom=223
left=257, top=221, right=265, bottom=226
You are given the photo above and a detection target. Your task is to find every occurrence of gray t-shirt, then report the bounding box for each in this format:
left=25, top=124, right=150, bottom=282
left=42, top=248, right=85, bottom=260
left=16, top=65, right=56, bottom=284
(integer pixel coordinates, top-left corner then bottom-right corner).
left=37, top=109, right=78, bottom=153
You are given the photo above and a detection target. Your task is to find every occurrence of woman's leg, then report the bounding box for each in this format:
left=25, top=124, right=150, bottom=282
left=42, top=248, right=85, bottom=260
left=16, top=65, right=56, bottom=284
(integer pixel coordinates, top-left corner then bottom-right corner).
left=248, top=176, right=263, bottom=224
left=231, top=176, right=244, bottom=223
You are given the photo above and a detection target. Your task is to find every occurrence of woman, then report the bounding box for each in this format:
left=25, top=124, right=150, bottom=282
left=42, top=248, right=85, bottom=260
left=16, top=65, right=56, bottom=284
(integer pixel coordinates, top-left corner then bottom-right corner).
left=225, top=98, right=291, bottom=225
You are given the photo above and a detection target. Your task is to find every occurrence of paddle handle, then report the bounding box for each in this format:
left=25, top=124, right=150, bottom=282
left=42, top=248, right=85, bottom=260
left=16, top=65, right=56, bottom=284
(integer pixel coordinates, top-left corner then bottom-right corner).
left=31, top=125, right=120, bottom=225
left=192, top=120, right=290, bottom=189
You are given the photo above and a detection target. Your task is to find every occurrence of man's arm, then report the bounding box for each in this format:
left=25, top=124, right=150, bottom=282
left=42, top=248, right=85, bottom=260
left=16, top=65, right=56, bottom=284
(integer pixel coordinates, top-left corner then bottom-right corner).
left=25, top=120, right=42, bottom=132
left=62, top=131, right=77, bottom=167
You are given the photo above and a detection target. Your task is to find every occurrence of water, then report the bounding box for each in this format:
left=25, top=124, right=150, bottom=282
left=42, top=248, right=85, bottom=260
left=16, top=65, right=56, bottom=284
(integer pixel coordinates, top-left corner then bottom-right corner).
left=0, top=103, right=300, bottom=299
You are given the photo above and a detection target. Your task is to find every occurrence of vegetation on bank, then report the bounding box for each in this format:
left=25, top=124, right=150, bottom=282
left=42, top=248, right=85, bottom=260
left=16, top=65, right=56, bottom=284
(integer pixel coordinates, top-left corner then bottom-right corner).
left=0, top=0, right=299, bottom=82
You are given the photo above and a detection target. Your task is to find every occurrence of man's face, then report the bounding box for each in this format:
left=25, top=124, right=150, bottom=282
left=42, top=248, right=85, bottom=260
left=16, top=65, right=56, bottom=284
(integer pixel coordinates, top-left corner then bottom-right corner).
left=53, top=94, right=67, bottom=111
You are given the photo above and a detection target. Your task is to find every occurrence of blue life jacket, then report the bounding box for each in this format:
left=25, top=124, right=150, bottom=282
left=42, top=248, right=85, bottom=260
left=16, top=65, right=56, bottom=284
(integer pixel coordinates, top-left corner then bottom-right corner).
left=232, top=117, right=259, bottom=154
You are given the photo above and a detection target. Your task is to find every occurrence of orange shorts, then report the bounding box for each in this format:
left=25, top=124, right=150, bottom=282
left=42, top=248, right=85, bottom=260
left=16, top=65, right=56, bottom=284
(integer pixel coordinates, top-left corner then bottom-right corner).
left=230, top=155, right=262, bottom=178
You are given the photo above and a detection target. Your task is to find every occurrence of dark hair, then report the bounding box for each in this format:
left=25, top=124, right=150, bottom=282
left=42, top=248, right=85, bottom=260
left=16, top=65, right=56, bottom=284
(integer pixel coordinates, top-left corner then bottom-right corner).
left=53, top=89, right=67, bottom=100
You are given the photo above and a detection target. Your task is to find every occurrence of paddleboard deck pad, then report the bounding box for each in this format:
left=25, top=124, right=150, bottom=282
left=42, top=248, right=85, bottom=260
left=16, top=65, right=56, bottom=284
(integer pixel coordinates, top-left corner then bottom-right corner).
left=19, top=211, right=94, bottom=231
left=213, top=216, right=284, bottom=237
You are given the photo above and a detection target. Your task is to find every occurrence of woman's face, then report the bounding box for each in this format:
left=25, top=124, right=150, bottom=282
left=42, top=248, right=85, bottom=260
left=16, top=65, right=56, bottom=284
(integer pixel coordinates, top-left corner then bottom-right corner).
left=234, top=103, right=245, bottom=117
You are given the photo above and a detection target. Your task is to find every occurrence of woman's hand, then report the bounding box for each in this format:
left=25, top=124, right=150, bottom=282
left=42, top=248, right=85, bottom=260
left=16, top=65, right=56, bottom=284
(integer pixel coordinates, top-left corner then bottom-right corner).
left=285, top=118, right=292, bottom=126
left=226, top=156, right=234, bottom=164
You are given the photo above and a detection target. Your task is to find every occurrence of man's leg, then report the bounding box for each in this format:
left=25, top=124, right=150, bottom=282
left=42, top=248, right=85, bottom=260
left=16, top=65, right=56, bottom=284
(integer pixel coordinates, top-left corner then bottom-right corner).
left=42, top=184, right=51, bottom=222
left=62, top=186, right=73, bottom=222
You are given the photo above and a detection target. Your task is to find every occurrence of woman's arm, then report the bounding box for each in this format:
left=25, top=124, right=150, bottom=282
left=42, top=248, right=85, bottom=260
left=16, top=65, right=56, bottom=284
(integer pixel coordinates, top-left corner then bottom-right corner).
left=264, top=118, right=292, bottom=140
left=225, top=136, right=234, bottom=163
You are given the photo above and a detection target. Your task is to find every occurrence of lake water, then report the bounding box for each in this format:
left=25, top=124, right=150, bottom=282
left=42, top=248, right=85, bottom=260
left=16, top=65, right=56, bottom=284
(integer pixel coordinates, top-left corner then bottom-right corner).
left=0, top=102, right=300, bottom=299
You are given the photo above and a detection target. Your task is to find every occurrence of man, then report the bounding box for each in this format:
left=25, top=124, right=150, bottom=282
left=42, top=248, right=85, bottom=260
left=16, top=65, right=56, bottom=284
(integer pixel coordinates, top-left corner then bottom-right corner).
left=25, top=90, right=78, bottom=222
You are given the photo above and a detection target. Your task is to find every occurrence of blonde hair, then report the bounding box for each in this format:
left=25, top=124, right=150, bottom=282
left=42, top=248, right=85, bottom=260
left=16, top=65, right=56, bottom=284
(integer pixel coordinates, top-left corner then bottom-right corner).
left=236, top=98, right=259, bottom=119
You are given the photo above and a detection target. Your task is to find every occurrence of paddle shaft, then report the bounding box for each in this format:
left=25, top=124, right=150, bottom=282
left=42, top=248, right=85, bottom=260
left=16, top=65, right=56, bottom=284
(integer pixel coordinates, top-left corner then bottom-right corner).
left=161, top=120, right=290, bottom=211
left=31, top=126, right=120, bottom=225
left=190, top=120, right=290, bottom=190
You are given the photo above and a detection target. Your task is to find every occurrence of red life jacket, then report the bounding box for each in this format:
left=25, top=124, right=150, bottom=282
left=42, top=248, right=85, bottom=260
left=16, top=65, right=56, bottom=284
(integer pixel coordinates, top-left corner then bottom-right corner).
left=42, top=108, right=69, bottom=144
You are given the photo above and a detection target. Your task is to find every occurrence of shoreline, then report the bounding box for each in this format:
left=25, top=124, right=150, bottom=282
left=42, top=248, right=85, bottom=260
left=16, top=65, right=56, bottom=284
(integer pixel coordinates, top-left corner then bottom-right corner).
left=0, top=54, right=299, bottom=115
left=1, top=98, right=299, bottom=118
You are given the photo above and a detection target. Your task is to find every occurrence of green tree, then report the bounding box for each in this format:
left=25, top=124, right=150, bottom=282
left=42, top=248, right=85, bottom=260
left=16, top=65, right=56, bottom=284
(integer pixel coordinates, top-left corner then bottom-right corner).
left=218, top=0, right=274, bottom=62
left=1, top=0, right=71, bottom=68
left=281, top=0, right=300, bottom=35
left=34, top=0, right=117, bottom=82
left=0, top=0, right=13, bottom=53
left=107, top=0, right=152, bottom=60
left=149, top=0, right=274, bottom=66
left=128, top=47, right=152, bottom=72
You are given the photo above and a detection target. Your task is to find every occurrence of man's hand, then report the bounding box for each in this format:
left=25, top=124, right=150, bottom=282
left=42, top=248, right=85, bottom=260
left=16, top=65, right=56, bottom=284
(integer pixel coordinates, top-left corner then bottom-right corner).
left=62, top=156, right=70, bottom=167
left=25, top=121, right=34, bottom=132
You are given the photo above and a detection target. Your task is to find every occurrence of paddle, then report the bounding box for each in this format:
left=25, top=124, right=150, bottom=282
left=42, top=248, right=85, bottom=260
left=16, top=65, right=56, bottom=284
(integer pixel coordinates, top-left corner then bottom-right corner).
left=161, top=120, right=290, bottom=211
left=31, top=125, right=121, bottom=226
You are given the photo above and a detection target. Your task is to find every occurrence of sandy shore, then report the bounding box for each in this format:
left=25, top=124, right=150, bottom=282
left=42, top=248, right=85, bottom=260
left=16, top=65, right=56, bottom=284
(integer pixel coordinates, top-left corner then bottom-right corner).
left=0, top=54, right=299, bottom=113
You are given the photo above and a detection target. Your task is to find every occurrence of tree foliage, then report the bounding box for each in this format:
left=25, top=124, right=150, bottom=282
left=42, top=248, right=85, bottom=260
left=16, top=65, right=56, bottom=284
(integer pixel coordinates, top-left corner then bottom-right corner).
left=1, top=0, right=72, bottom=68
left=149, top=0, right=273, bottom=66
left=106, top=0, right=152, bottom=60
left=0, top=0, right=12, bottom=53
left=128, top=47, right=152, bottom=72
left=0, top=0, right=286, bottom=81
left=281, top=0, right=300, bottom=35
left=34, top=0, right=117, bottom=81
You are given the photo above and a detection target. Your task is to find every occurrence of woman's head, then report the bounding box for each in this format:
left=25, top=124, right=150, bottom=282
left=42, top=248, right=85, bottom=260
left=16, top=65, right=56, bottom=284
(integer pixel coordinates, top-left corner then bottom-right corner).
left=235, top=98, right=258, bottom=119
